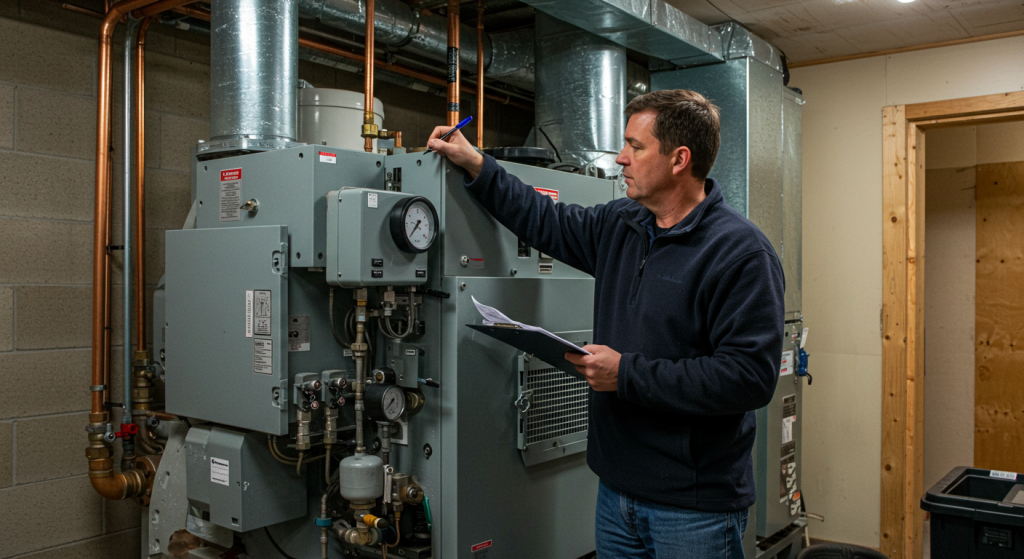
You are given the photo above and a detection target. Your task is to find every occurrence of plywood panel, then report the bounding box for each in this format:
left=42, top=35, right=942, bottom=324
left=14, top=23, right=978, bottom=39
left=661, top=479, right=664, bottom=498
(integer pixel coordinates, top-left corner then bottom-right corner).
left=975, top=162, right=1024, bottom=472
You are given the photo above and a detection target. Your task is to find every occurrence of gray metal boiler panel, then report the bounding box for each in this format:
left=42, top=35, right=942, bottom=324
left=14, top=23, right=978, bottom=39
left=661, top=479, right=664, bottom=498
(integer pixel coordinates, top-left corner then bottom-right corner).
left=165, top=225, right=290, bottom=435
left=755, top=321, right=803, bottom=538
left=442, top=277, right=599, bottom=559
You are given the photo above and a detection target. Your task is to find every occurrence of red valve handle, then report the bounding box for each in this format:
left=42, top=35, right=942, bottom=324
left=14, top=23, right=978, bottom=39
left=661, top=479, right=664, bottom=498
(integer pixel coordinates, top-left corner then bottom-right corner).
left=114, top=423, right=140, bottom=439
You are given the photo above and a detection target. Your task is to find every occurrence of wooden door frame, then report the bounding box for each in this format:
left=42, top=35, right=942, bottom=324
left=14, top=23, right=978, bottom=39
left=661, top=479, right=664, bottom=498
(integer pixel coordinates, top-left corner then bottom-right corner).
left=881, top=91, right=1024, bottom=559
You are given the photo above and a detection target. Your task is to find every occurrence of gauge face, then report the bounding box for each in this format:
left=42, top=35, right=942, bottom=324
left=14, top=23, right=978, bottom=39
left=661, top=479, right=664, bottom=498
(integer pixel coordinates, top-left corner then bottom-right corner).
left=390, top=196, right=438, bottom=254
left=404, top=202, right=433, bottom=251
left=380, top=385, right=406, bottom=421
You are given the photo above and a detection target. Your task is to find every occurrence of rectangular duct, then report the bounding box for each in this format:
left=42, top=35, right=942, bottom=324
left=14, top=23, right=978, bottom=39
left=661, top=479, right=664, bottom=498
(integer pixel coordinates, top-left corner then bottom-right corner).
left=521, top=0, right=722, bottom=66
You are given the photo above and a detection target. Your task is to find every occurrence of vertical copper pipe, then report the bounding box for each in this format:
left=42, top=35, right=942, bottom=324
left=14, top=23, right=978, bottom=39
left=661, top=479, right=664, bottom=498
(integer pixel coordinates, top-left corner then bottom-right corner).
left=363, top=0, right=376, bottom=152
left=476, top=0, right=483, bottom=148
left=134, top=18, right=152, bottom=355
left=446, top=0, right=460, bottom=126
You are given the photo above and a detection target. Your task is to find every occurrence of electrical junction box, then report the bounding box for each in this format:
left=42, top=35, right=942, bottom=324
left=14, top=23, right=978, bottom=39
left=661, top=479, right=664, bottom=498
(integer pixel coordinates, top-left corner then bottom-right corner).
left=185, top=425, right=306, bottom=532
left=325, top=188, right=430, bottom=288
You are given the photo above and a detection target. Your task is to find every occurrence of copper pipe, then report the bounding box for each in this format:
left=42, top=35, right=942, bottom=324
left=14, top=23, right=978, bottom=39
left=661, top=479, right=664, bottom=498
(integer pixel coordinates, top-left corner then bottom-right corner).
left=89, top=0, right=165, bottom=503
left=132, top=0, right=196, bottom=18
left=446, top=0, right=460, bottom=126
left=476, top=0, right=483, bottom=148
left=134, top=17, right=152, bottom=355
left=169, top=5, right=533, bottom=111
left=363, top=0, right=376, bottom=153
left=61, top=3, right=105, bottom=18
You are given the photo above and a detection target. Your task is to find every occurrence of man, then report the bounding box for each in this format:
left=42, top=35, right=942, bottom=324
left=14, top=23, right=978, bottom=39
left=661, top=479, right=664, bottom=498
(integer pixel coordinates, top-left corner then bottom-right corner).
left=427, top=89, right=784, bottom=558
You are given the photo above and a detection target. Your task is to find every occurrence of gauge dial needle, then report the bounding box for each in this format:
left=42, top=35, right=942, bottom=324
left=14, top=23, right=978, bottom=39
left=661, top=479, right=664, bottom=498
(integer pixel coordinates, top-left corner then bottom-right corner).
left=411, top=220, right=423, bottom=234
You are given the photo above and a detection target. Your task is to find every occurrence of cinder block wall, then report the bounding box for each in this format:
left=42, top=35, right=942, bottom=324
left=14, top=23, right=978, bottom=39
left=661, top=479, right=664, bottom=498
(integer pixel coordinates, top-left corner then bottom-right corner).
left=0, top=2, right=532, bottom=558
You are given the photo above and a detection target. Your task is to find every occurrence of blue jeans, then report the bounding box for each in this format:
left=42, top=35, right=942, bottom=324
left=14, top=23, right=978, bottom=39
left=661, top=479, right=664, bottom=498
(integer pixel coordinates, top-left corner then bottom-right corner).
left=595, top=481, right=748, bottom=559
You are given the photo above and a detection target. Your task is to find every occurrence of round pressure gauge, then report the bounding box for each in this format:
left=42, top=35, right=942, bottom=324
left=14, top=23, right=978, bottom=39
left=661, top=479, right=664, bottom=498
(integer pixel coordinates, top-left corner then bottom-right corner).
left=389, top=196, right=438, bottom=254
left=365, top=383, right=407, bottom=422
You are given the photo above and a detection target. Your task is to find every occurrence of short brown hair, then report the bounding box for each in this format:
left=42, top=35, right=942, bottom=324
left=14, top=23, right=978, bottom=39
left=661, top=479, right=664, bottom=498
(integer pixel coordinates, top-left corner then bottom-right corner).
left=624, top=90, right=721, bottom=181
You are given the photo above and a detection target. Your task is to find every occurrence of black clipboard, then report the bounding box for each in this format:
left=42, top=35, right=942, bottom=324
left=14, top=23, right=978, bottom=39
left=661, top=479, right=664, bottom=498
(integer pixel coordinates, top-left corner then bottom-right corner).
left=466, top=324, right=587, bottom=380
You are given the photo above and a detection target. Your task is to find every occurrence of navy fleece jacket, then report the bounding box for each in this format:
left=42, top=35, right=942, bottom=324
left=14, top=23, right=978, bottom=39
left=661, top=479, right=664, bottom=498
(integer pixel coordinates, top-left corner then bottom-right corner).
left=465, top=155, right=785, bottom=512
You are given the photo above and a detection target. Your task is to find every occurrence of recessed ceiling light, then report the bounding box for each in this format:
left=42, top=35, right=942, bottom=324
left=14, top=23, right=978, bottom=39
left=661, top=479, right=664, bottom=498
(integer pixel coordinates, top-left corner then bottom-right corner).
left=897, top=0, right=915, bottom=3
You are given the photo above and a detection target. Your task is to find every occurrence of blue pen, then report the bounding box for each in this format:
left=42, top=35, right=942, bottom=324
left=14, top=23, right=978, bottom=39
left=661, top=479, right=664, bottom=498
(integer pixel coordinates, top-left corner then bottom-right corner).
left=425, top=115, right=473, bottom=154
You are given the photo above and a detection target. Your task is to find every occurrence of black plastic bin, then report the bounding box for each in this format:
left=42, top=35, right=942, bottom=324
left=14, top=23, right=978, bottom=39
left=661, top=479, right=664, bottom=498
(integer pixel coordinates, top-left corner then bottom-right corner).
left=921, top=466, right=1024, bottom=558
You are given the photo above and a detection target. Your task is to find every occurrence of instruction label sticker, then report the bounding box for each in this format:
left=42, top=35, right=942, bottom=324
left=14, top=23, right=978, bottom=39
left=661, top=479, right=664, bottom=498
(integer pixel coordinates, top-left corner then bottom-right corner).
left=991, top=470, right=1018, bottom=480
left=534, top=187, right=559, bottom=202
left=471, top=540, right=492, bottom=558
left=368, top=192, right=378, bottom=208
left=211, top=457, right=230, bottom=486
left=319, top=151, right=337, bottom=164
left=780, top=350, right=794, bottom=376
left=288, top=315, right=310, bottom=352
left=254, top=338, right=273, bottom=375
left=219, top=168, right=242, bottom=222
left=253, top=290, right=271, bottom=336
left=245, top=290, right=254, bottom=337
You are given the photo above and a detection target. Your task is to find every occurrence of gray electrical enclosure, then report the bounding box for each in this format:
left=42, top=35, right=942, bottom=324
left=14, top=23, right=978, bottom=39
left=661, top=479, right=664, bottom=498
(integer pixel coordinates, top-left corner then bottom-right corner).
left=185, top=425, right=306, bottom=532
left=325, top=188, right=429, bottom=287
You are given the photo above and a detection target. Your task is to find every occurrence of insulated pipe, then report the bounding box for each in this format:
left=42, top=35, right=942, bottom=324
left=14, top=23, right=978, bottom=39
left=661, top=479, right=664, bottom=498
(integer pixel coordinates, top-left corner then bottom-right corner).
left=446, top=0, right=460, bottom=126
left=134, top=18, right=152, bottom=356
left=362, top=0, right=376, bottom=152
left=170, top=5, right=534, bottom=111
left=210, top=0, right=298, bottom=142
left=476, top=0, right=484, bottom=148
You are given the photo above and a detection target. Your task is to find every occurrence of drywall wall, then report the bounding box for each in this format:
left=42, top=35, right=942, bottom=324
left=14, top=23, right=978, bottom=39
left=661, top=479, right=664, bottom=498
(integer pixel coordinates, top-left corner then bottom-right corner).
left=790, top=35, right=1024, bottom=547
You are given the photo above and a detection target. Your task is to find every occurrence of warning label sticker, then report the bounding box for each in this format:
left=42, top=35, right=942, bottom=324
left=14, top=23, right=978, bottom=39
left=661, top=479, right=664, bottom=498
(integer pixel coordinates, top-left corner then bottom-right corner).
left=219, top=168, right=242, bottom=222
left=253, top=290, right=271, bottom=336
left=780, top=350, right=794, bottom=376
left=368, top=192, right=378, bottom=208
left=319, top=151, right=337, bottom=164
left=211, top=457, right=230, bottom=486
left=534, top=187, right=559, bottom=202
left=288, top=315, right=310, bottom=352
left=471, top=540, right=492, bottom=558
left=254, top=338, right=273, bottom=375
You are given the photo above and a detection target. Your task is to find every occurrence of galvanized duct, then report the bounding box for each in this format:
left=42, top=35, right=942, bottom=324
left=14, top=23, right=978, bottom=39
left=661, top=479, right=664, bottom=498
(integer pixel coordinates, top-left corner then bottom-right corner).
left=297, top=0, right=535, bottom=91
left=535, top=12, right=626, bottom=176
left=210, top=0, right=298, bottom=144
left=521, top=0, right=722, bottom=67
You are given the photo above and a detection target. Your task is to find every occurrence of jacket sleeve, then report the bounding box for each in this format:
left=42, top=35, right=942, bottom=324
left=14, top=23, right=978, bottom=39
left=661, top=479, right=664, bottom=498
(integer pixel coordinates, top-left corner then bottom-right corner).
left=616, top=249, right=785, bottom=416
left=464, top=155, right=615, bottom=276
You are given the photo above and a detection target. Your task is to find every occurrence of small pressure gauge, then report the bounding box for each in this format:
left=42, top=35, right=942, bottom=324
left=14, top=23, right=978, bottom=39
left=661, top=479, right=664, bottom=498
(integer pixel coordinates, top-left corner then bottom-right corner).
left=365, top=383, right=407, bottom=422
left=389, top=196, right=438, bottom=254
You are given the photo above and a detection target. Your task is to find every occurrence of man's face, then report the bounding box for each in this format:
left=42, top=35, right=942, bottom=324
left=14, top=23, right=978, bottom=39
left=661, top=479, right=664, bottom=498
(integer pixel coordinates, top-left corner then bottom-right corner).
left=615, top=110, right=682, bottom=206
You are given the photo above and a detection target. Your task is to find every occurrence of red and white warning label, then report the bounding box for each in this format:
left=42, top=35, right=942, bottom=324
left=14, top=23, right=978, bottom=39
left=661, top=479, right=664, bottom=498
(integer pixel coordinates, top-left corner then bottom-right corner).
left=534, top=187, right=559, bottom=202
left=471, top=540, right=492, bottom=558
left=318, top=151, right=337, bottom=164
left=219, top=168, right=242, bottom=222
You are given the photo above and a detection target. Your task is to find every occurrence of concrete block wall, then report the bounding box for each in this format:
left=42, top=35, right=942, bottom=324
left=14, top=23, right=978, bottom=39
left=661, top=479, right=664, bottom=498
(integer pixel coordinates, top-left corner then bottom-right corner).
left=0, top=1, right=533, bottom=558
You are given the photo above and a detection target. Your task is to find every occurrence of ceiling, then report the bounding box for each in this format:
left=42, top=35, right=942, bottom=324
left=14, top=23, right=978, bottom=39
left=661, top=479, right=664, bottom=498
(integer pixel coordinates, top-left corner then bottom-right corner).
left=667, top=0, right=1024, bottom=63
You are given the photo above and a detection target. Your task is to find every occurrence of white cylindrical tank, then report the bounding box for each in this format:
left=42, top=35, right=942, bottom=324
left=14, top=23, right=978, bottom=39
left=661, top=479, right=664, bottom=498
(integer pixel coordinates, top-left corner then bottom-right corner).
left=297, top=87, right=385, bottom=152
left=338, top=453, right=385, bottom=501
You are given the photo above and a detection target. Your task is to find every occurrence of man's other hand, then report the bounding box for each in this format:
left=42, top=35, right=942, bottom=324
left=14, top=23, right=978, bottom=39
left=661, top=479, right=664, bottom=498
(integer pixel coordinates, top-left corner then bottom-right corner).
left=566, top=345, right=621, bottom=392
left=427, top=127, right=484, bottom=179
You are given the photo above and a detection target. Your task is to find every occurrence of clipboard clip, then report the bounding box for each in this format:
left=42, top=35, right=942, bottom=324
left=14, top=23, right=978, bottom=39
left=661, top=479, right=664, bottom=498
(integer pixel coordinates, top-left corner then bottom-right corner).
left=491, top=323, right=522, bottom=329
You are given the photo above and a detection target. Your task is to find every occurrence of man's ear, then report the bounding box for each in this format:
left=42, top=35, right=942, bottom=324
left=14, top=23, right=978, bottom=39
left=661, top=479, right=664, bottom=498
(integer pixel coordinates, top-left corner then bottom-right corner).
left=671, top=146, right=692, bottom=176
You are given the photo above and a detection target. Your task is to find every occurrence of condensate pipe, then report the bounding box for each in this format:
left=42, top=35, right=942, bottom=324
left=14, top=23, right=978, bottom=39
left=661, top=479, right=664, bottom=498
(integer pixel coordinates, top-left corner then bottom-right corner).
left=89, top=0, right=187, bottom=502
left=362, top=0, right=377, bottom=152
left=476, top=0, right=483, bottom=148
left=446, top=0, right=460, bottom=126
left=169, top=5, right=532, bottom=111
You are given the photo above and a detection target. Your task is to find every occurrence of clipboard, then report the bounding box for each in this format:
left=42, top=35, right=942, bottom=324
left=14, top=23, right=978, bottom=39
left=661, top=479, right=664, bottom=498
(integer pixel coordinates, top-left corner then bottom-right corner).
left=466, top=324, right=587, bottom=380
